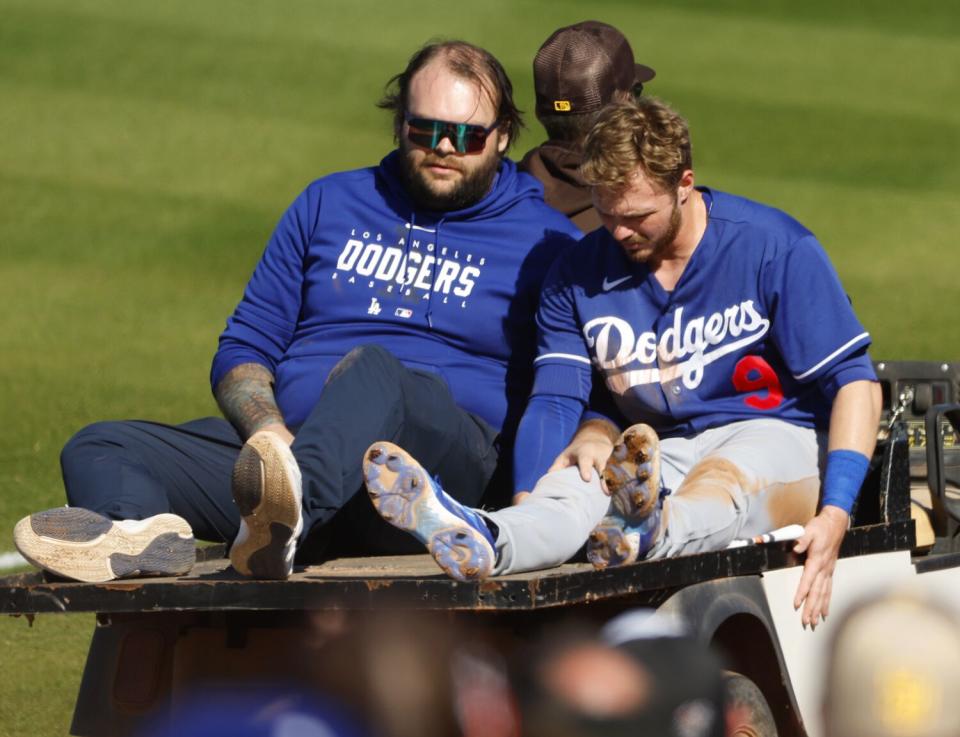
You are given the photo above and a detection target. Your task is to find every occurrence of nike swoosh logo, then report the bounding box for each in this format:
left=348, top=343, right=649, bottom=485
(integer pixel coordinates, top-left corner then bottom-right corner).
left=602, top=275, right=633, bottom=291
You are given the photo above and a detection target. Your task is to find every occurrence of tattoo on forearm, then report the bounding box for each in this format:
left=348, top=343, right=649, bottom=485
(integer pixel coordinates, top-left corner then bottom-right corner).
left=214, top=363, right=285, bottom=439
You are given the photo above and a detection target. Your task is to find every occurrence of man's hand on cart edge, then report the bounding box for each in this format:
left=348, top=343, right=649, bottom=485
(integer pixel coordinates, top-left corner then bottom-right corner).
left=792, top=505, right=849, bottom=627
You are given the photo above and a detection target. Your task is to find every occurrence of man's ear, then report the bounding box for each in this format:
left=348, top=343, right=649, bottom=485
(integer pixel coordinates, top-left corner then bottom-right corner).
left=678, top=169, right=695, bottom=203
left=496, top=130, right=510, bottom=154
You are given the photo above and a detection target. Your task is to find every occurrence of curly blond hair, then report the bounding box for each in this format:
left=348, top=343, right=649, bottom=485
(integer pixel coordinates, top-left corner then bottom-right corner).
left=581, top=97, right=692, bottom=193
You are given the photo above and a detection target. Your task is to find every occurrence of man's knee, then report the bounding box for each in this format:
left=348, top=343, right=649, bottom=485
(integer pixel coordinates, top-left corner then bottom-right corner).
left=325, top=344, right=401, bottom=385
left=680, top=456, right=750, bottom=498
left=61, top=421, right=134, bottom=508
left=61, top=421, right=129, bottom=468
left=531, top=467, right=611, bottom=519
left=533, top=466, right=599, bottom=499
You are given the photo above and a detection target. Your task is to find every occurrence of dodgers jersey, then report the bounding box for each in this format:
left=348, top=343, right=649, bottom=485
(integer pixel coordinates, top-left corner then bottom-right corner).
left=531, top=188, right=875, bottom=438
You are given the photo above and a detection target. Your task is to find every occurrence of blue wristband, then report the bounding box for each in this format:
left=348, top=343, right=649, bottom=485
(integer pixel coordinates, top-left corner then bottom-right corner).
left=821, top=449, right=870, bottom=514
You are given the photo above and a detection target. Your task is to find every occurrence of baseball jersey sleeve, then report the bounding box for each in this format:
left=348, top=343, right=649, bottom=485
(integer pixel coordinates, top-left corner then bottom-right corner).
left=815, top=348, right=877, bottom=399
left=513, top=393, right=585, bottom=493
left=764, top=235, right=872, bottom=386
left=531, top=252, right=593, bottom=402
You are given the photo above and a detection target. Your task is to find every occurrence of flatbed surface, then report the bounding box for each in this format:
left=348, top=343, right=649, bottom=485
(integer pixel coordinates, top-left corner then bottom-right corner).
left=0, top=521, right=914, bottom=615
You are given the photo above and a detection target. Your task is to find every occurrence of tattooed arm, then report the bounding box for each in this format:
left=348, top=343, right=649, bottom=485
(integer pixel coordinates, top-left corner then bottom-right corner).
left=214, top=363, right=294, bottom=445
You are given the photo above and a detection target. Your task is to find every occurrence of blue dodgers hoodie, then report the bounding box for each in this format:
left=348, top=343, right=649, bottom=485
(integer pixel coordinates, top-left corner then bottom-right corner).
left=211, top=150, right=580, bottom=436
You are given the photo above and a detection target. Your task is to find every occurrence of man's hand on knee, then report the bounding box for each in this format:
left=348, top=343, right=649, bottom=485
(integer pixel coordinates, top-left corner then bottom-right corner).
left=792, top=505, right=849, bottom=626
left=549, top=439, right=613, bottom=483
left=549, top=419, right=619, bottom=485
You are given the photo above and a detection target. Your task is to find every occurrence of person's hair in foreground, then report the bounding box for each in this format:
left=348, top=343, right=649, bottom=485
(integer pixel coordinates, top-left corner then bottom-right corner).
left=580, top=96, right=693, bottom=193
left=378, top=39, right=523, bottom=152
left=513, top=619, right=727, bottom=737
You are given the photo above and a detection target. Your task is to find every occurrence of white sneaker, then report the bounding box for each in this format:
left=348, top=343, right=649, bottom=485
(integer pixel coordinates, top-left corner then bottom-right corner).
left=13, top=507, right=194, bottom=582
left=229, top=430, right=303, bottom=579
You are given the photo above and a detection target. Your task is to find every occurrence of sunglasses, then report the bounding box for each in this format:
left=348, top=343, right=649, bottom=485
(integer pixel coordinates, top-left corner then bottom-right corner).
left=404, top=115, right=498, bottom=154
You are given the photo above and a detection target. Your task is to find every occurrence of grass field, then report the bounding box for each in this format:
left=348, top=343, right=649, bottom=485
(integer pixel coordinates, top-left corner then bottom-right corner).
left=1, top=1, right=958, bottom=734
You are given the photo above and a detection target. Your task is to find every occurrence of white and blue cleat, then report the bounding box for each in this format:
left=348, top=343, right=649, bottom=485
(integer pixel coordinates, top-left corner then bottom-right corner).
left=363, top=442, right=496, bottom=582
left=588, top=423, right=665, bottom=569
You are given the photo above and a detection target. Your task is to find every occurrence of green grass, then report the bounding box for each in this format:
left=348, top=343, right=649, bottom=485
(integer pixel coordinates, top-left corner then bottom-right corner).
left=1, top=1, right=958, bottom=734
left=0, top=614, right=93, bottom=737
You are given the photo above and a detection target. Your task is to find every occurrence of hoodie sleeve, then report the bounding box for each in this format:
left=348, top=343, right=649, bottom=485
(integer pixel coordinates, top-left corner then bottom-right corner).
left=210, top=184, right=320, bottom=392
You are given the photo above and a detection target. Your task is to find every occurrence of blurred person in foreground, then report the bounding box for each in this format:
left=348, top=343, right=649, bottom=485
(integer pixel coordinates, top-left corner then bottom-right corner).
left=823, top=588, right=960, bottom=737
left=14, top=39, right=580, bottom=583
left=139, top=687, right=369, bottom=737
left=307, top=610, right=518, bottom=737
left=602, top=609, right=777, bottom=737
left=519, top=20, right=656, bottom=233
left=515, top=615, right=727, bottom=737
left=363, top=95, right=882, bottom=627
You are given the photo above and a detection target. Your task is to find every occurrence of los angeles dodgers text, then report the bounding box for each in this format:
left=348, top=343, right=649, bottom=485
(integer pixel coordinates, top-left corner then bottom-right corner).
left=331, top=227, right=485, bottom=309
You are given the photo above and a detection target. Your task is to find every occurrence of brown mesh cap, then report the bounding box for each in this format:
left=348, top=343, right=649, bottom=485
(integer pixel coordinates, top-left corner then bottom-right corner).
left=534, top=21, right=656, bottom=116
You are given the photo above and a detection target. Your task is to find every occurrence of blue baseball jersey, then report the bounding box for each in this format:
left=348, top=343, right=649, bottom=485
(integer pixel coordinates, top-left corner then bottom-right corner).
left=531, top=188, right=875, bottom=438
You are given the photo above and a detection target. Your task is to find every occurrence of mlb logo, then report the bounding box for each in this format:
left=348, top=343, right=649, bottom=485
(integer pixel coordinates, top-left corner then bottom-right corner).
left=394, top=307, right=413, bottom=319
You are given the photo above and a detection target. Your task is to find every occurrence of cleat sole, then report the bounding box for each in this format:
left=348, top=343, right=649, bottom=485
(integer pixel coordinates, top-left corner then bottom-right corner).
left=363, top=442, right=493, bottom=582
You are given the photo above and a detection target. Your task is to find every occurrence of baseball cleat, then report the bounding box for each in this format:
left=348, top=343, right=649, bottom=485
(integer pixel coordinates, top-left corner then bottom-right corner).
left=230, top=430, right=303, bottom=580
left=589, top=423, right=664, bottom=569
left=587, top=511, right=662, bottom=569
left=363, top=442, right=495, bottom=582
left=13, top=507, right=195, bottom=583
left=602, top=423, right=661, bottom=519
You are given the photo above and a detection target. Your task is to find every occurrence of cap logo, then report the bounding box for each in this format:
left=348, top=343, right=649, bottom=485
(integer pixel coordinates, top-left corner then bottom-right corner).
left=877, top=669, right=939, bottom=732
left=553, top=100, right=572, bottom=112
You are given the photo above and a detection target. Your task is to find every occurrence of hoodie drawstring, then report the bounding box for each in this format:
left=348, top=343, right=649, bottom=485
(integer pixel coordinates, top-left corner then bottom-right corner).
left=424, top=216, right=445, bottom=330
left=402, top=213, right=441, bottom=331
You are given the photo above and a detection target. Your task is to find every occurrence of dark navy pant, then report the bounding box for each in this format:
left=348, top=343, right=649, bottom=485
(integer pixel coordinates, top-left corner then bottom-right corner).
left=61, top=345, right=503, bottom=559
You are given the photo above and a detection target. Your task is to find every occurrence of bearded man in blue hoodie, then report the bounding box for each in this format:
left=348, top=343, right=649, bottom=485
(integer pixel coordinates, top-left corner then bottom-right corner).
left=14, top=41, right=581, bottom=582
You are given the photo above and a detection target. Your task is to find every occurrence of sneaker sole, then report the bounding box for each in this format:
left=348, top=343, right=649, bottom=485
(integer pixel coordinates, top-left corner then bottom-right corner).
left=363, top=442, right=494, bottom=582
left=602, top=423, right=661, bottom=519
left=230, top=431, right=302, bottom=579
left=13, top=508, right=194, bottom=583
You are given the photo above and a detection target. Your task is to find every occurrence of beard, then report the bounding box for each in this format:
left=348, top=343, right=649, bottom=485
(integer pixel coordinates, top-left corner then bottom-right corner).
left=400, top=143, right=502, bottom=212
left=621, top=197, right=682, bottom=263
